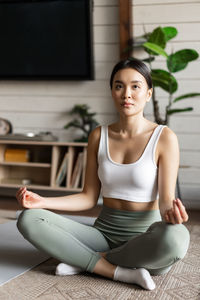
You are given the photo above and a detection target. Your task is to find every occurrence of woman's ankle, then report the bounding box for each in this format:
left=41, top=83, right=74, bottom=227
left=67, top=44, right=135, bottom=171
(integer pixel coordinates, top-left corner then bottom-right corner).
left=93, top=257, right=116, bottom=279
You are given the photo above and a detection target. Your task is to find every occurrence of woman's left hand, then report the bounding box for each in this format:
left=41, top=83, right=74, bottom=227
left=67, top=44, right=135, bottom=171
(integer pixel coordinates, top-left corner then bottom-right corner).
left=164, top=198, right=189, bottom=224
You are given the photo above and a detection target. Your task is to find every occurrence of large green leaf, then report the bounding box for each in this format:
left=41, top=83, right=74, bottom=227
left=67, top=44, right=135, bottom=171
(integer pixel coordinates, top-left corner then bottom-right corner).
left=162, top=27, right=178, bottom=41
left=173, top=93, right=200, bottom=102
left=167, top=60, right=187, bottom=73
left=148, top=27, right=166, bottom=48
left=143, top=42, right=168, bottom=58
left=151, top=69, right=178, bottom=93
left=167, top=49, right=199, bottom=72
left=144, top=27, right=166, bottom=56
left=167, top=107, right=193, bottom=115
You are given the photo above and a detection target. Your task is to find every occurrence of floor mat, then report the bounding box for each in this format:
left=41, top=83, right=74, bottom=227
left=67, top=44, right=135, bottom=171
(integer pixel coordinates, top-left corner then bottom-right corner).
left=0, top=220, right=49, bottom=286
left=0, top=215, right=96, bottom=286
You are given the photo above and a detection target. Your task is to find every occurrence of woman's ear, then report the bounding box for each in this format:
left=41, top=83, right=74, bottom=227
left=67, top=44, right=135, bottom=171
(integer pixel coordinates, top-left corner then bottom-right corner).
left=146, top=88, right=153, bottom=102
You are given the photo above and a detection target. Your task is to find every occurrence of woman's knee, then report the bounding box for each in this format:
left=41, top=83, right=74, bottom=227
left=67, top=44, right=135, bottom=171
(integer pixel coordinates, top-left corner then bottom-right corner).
left=17, top=208, right=46, bottom=238
left=149, top=221, right=190, bottom=259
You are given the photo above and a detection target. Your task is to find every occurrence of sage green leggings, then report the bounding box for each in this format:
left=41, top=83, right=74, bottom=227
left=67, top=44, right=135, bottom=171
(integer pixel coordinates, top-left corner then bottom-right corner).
left=17, top=206, right=190, bottom=276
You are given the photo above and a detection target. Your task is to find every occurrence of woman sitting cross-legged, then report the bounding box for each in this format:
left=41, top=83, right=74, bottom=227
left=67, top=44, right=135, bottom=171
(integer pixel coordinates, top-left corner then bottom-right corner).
left=16, top=58, right=190, bottom=291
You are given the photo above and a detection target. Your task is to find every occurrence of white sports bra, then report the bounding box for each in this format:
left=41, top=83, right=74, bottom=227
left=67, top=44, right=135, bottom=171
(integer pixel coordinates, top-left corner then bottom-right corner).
left=98, top=125, right=166, bottom=202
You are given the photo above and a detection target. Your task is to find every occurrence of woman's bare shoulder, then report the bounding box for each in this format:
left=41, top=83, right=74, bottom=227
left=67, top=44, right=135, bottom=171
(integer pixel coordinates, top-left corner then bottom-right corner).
left=89, top=126, right=101, bottom=141
left=160, top=126, right=178, bottom=142
left=159, top=126, right=179, bottom=152
left=88, top=126, right=101, bottom=151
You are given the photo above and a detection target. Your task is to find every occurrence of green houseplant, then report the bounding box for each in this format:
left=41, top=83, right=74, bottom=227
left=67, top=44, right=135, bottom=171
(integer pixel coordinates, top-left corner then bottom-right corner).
left=64, top=104, right=99, bottom=142
left=129, top=26, right=200, bottom=125
left=128, top=26, right=200, bottom=198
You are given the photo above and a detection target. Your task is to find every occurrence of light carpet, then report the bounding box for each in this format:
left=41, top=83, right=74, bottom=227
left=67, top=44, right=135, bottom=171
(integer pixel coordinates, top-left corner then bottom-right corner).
left=0, top=217, right=200, bottom=299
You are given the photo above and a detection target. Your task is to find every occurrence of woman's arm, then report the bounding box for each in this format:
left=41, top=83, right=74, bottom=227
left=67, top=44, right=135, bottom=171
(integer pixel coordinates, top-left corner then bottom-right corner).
left=157, top=127, right=188, bottom=224
left=16, top=127, right=102, bottom=212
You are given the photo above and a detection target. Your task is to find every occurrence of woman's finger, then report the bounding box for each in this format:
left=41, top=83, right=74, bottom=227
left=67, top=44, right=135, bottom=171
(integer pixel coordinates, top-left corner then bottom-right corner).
left=173, top=200, right=183, bottom=224
left=175, top=198, right=189, bottom=222
left=175, top=198, right=184, bottom=211
left=21, top=193, right=27, bottom=206
left=20, top=190, right=32, bottom=207
left=164, top=211, right=170, bottom=223
left=20, top=189, right=26, bottom=200
left=16, top=187, right=26, bottom=199
left=168, top=209, right=176, bottom=224
left=22, top=195, right=31, bottom=208
left=23, top=193, right=38, bottom=208
left=17, top=191, right=24, bottom=205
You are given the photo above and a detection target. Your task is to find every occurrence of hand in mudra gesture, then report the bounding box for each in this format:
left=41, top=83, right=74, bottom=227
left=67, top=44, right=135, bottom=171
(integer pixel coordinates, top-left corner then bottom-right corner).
left=164, top=198, right=188, bottom=224
left=16, top=187, right=45, bottom=209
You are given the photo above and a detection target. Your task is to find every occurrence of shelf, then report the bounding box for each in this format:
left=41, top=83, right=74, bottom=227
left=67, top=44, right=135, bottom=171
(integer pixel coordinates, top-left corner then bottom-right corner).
left=0, top=183, right=82, bottom=192
left=0, top=139, right=87, bottom=195
left=0, top=162, right=51, bottom=168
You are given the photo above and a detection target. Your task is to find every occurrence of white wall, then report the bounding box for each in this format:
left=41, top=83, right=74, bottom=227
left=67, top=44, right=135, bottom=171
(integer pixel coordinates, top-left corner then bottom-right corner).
left=132, top=0, right=200, bottom=208
left=0, top=0, right=199, bottom=207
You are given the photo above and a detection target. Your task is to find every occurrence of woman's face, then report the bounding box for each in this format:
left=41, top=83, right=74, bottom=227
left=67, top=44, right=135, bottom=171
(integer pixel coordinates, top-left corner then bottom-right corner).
left=111, top=68, right=152, bottom=117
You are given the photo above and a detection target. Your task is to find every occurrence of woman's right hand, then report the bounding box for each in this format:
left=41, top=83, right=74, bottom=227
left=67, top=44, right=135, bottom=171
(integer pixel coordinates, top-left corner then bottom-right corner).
left=16, top=187, right=46, bottom=209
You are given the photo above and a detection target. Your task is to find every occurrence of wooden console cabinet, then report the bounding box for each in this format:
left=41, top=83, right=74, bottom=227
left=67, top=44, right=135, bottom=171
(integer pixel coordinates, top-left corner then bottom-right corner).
left=0, top=140, right=87, bottom=192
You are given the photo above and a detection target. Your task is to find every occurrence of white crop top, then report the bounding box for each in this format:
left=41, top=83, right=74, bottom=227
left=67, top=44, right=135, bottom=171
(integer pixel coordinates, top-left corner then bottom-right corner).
left=98, top=125, right=166, bottom=202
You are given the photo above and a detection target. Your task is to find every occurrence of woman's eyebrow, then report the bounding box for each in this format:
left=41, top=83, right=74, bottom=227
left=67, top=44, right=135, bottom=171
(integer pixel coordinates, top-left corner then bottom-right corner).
left=114, top=80, right=123, bottom=83
left=114, top=80, right=142, bottom=84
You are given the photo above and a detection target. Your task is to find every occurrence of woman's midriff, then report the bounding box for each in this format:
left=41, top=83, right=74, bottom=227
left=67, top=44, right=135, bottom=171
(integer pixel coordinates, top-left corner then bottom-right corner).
left=103, top=197, right=159, bottom=211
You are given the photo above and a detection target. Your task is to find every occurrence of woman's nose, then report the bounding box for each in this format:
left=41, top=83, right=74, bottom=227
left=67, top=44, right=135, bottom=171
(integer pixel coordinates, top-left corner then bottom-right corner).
left=123, top=87, right=131, bottom=99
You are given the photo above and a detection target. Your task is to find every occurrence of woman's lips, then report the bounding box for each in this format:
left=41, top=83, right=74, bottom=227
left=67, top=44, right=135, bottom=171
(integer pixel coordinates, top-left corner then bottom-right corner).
left=121, top=102, right=134, bottom=107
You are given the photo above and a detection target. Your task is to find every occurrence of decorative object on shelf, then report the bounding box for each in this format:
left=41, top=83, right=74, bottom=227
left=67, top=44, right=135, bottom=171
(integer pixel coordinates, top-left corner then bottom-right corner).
left=0, top=178, right=32, bottom=185
left=0, top=118, right=13, bottom=135
left=21, top=179, right=32, bottom=185
left=55, top=152, right=69, bottom=187
left=64, top=104, right=99, bottom=142
left=0, top=131, right=58, bottom=141
left=70, top=152, right=84, bottom=188
left=128, top=26, right=200, bottom=125
left=4, top=149, right=30, bottom=163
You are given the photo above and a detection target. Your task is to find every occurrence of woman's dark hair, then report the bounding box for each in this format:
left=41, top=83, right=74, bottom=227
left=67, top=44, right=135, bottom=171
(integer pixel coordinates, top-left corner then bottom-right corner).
left=110, top=58, right=152, bottom=90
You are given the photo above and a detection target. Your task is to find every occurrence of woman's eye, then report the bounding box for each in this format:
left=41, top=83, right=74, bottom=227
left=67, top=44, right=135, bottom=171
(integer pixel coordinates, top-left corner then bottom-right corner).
left=132, top=85, right=139, bottom=89
left=115, top=84, right=123, bottom=89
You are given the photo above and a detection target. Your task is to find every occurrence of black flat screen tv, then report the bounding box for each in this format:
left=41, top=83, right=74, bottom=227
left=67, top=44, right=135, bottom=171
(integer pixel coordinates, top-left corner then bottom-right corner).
left=0, top=0, right=94, bottom=80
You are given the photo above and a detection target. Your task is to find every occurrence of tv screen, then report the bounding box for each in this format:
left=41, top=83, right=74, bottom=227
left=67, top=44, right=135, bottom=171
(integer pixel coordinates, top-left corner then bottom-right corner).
left=0, top=0, right=94, bottom=80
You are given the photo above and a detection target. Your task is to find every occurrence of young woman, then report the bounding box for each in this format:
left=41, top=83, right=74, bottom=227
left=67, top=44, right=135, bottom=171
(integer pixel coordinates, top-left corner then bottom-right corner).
left=16, top=58, right=190, bottom=291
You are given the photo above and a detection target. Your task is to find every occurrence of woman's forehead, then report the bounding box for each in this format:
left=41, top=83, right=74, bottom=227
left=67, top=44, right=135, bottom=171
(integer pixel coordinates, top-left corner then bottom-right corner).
left=113, top=68, right=146, bottom=83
